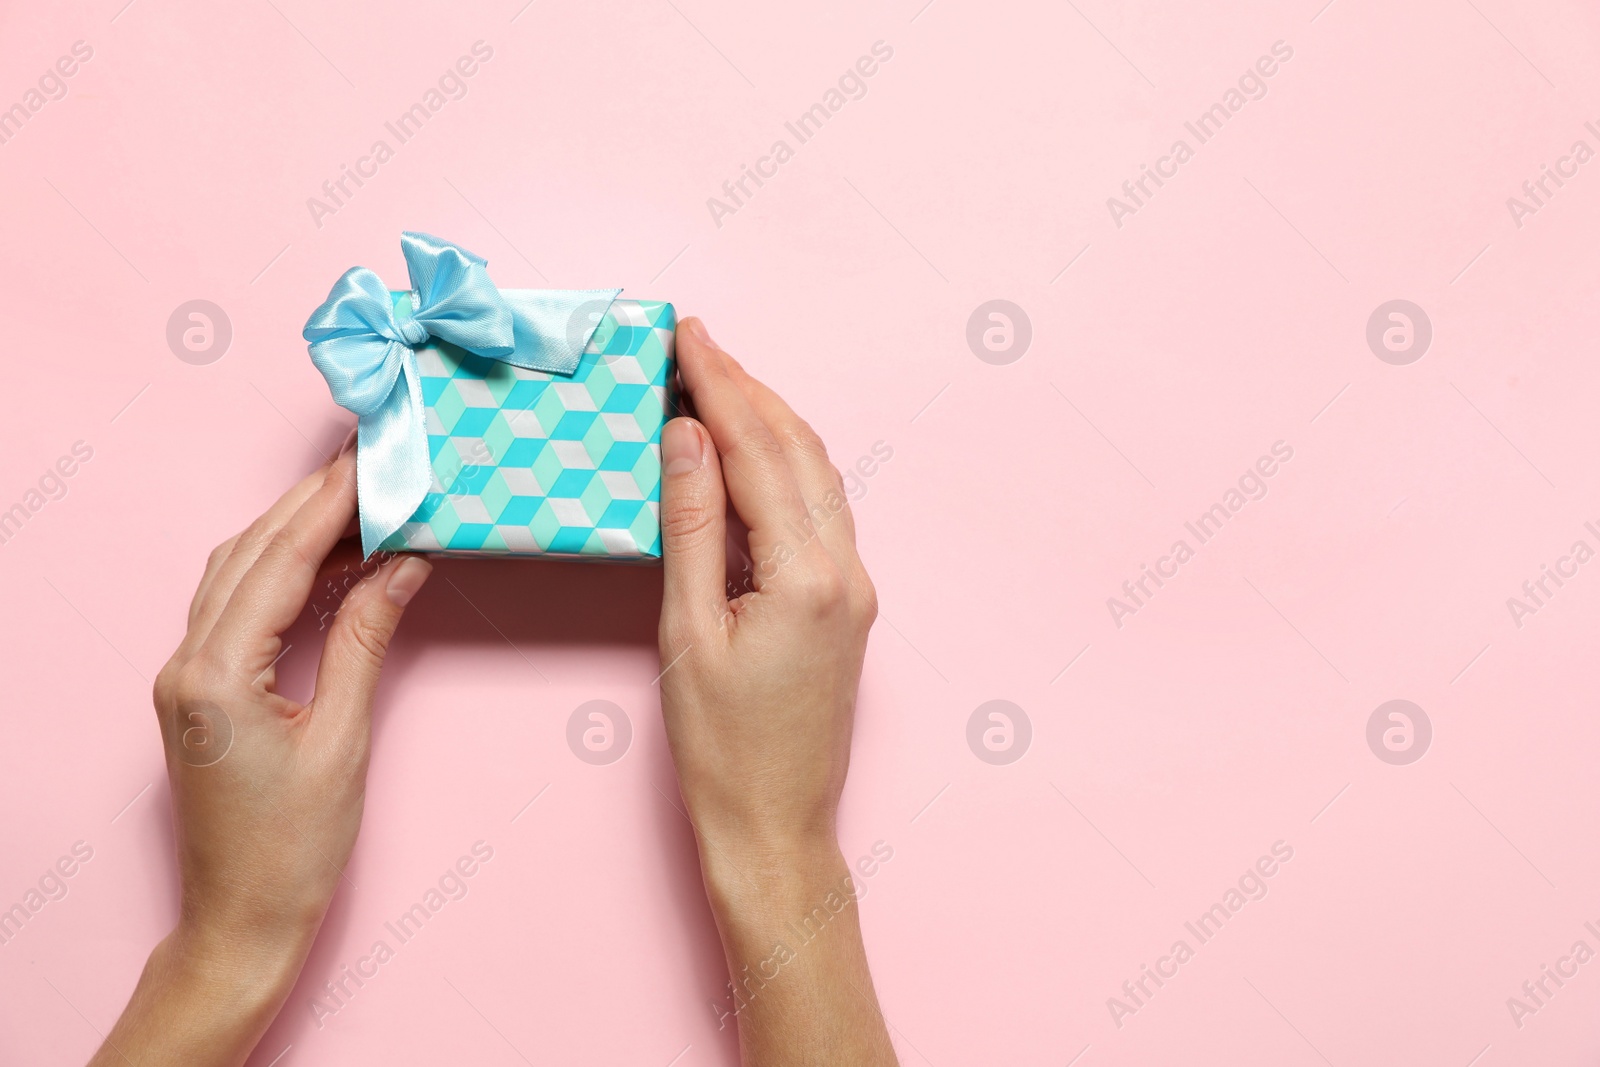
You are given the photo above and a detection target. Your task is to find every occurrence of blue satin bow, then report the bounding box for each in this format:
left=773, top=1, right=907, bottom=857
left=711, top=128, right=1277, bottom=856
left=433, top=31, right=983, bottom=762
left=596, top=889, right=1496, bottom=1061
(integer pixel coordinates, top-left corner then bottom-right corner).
left=304, top=231, right=620, bottom=558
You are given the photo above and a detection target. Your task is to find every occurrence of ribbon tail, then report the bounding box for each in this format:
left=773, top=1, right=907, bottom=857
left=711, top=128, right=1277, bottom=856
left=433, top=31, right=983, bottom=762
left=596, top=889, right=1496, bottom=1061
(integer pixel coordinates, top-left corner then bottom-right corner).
left=356, top=353, right=432, bottom=560
left=497, top=289, right=622, bottom=375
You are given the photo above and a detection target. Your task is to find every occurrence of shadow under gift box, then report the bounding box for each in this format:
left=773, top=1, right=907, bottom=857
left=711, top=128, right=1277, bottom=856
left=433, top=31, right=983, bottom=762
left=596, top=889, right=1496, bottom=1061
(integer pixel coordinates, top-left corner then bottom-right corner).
left=377, top=295, right=677, bottom=561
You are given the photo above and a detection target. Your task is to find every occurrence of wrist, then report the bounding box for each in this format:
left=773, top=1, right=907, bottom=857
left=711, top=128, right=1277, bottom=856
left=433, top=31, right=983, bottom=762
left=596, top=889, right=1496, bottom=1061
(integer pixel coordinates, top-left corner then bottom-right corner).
left=159, top=918, right=311, bottom=1015
left=699, top=834, right=852, bottom=934
left=87, top=926, right=310, bottom=1067
left=174, top=883, right=327, bottom=969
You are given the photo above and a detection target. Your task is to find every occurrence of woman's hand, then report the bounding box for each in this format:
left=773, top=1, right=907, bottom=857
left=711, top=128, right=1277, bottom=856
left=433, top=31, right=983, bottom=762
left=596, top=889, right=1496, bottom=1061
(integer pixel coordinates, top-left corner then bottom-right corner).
left=657, top=318, right=898, bottom=1065
left=91, top=445, right=432, bottom=1067
left=657, top=318, right=878, bottom=861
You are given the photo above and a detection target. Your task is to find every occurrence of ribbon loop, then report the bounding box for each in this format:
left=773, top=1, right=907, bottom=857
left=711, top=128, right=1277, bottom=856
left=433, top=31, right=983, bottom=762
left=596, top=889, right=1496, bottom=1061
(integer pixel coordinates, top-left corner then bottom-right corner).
left=303, top=232, right=621, bottom=558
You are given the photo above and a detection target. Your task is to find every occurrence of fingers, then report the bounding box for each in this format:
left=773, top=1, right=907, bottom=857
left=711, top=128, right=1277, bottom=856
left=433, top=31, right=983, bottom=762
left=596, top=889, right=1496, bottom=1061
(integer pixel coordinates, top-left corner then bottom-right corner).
left=205, top=450, right=361, bottom=672
left=186, top=441, right=349, bottom=644
left=311, top=554, right=432, bottom=745
left=676, top=317, right=878, bottom=626
left=675, top=318, right=815, bottom=575
left=186, top=533, right=240, bottom=631
left=658, top=417, right=729, bottom=634
left=725, top=359, right=859, bottom=563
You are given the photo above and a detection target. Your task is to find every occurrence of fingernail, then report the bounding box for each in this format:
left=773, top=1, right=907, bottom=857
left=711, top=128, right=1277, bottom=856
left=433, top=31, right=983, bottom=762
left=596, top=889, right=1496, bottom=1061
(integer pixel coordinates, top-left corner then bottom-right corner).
left=386, top=557, right=432, bottom=607
left=661, top=418, right=703, bottom=477
left=339, top=427, right=358, bottom=456
left=684, top=317, right=713, bottom=347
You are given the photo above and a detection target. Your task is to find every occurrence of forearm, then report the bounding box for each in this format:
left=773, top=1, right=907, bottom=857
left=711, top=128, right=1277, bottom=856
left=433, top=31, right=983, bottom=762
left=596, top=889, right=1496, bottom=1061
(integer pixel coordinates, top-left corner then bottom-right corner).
left=701, top=839, right=899, bottom=1067
left=89, top=924, right=309, bottom=1067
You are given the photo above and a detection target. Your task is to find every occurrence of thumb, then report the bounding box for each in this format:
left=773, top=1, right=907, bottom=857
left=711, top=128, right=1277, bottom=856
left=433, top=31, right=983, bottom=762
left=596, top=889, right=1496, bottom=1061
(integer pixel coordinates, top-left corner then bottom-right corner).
left=312, top=553, right=432, bottom=738
left=659, top=416, right=728, bottom=635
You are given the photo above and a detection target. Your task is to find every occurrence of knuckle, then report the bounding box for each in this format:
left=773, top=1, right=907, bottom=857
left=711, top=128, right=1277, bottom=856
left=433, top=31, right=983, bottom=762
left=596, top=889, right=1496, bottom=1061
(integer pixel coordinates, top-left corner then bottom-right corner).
left=822, top=489, right=855, bottom=529
left=232, top=516, right=276, bottom=557
left=828, top=464, right=849, bottom=497
left=171, top=657, right=223, bottom=708
left=338, top=611, right=392, bottom=664
left=258, top=530, right=318, bottom=577
left=152, top=660, right=180, bottom=711
left=660, top=496, right=717, bottom=544
left=206, top=539, right=235, bottom=570
left=726, top=425, right=785, bottom=467
left=781, top=421, right=829, bottom=461
left=852, top=574, right=879, bottom=625
left=792, top=563, right=848, bottom=613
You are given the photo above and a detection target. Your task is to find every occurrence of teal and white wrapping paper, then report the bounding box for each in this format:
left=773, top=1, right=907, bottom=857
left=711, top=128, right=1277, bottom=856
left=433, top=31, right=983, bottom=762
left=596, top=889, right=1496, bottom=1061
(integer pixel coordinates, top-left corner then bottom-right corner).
left=387, top=296, right=675, bottom=559
left=303, top=232, right=675, bottom=562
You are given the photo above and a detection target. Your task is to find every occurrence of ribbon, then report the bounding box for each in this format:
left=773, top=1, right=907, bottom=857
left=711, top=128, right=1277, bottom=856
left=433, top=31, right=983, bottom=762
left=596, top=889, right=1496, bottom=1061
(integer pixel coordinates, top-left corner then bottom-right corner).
left=303, top=231, right=620, bottom=558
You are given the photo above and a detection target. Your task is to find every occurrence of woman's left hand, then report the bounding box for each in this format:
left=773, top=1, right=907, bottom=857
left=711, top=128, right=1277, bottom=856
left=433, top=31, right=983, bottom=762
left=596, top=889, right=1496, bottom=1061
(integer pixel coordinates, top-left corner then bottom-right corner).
left=91, top=444, right=432, bottom=1067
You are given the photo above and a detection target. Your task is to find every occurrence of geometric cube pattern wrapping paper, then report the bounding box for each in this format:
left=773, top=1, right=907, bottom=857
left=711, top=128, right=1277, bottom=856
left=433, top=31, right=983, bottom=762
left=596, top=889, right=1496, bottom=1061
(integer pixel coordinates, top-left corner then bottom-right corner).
left=378, top=297, right=676, bottom=560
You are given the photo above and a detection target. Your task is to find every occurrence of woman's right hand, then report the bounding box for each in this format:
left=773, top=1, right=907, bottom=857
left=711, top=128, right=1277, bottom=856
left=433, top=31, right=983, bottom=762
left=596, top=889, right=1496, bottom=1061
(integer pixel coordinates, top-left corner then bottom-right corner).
left=655, top=316, right=898, bottom=1066
left=655, top=316, right=878, bottom=871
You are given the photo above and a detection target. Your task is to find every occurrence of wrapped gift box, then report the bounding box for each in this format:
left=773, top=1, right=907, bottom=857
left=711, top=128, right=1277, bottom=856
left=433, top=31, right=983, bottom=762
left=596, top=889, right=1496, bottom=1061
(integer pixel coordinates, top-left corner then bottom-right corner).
left=382, top=296, right=676, bottom=560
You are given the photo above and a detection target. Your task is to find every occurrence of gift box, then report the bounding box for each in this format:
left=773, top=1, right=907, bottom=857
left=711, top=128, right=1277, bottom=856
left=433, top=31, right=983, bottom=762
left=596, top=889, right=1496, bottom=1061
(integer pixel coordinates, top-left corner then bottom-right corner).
left=389, top=295, right=675, bottom=559
left=304, top=232, right=675, bottom=562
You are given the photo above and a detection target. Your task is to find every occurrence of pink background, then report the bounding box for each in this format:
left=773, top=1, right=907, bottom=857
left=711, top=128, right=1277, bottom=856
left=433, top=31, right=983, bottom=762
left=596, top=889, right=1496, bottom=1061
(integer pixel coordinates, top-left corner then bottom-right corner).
left=3, top=0, right=1599, bottom=1063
